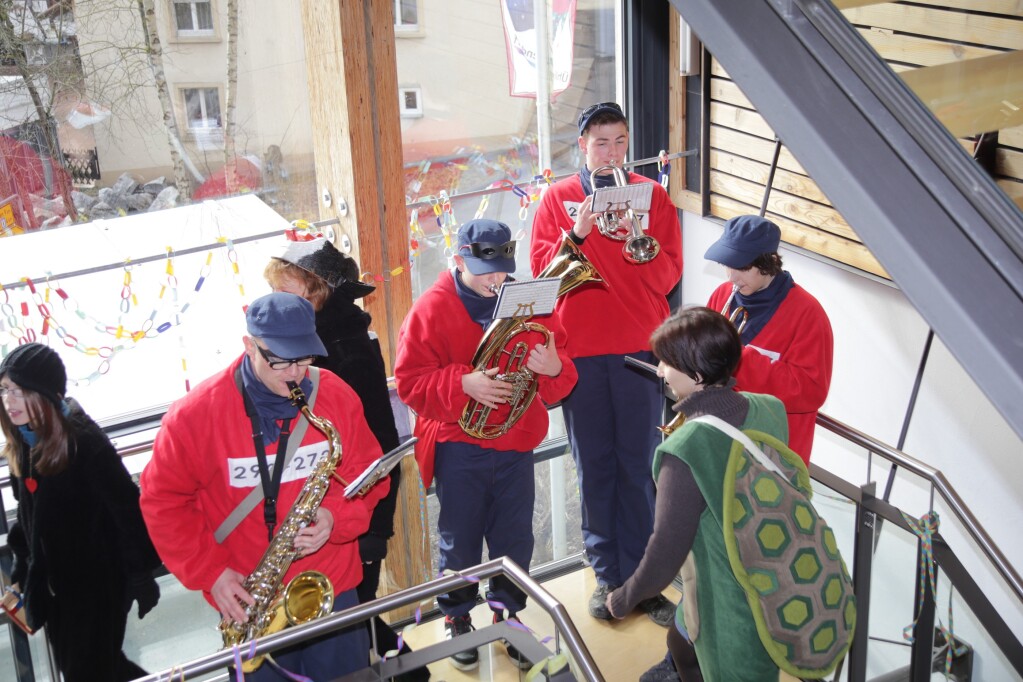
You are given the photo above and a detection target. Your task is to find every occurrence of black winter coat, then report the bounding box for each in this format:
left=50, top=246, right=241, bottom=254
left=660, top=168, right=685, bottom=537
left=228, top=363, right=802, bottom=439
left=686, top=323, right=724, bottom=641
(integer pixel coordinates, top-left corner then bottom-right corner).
left=314, top=293, right=402, bottom=564
left=6, top=400, right=161, bottom=680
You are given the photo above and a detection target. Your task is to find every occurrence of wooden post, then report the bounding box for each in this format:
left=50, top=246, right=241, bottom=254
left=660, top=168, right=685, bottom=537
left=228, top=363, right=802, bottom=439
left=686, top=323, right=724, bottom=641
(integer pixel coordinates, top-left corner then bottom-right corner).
left=300, top=0, right=428, bottom=620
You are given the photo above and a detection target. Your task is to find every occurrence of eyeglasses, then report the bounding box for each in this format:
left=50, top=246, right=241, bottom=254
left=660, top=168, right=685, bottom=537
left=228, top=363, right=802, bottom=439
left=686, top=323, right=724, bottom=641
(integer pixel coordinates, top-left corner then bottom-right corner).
left=254, top=344, right=317, bottom=371
left=0, top=387, right=26, bottom=399
left=460, top=240, right=516, bottom=260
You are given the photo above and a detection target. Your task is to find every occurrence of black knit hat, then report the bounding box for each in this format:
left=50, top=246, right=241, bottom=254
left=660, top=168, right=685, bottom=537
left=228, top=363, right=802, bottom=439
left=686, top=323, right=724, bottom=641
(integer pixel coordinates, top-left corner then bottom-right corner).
left=273, top=238, right=376, bottom=299
left=0, top=343, right=67, bottom=409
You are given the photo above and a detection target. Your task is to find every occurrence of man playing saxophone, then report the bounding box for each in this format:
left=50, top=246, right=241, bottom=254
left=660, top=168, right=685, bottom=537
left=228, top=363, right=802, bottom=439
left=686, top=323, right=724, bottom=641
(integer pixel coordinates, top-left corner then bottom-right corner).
left=530, top=102, right=683, bottom=627
left=140, top=292, right=388, bottom=681
left=395, top=219, right=577, bottom=672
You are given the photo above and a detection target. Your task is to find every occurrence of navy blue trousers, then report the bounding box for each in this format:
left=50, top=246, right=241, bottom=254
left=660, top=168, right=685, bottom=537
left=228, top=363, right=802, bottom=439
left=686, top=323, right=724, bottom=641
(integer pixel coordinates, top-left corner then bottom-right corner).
left=434, top=441, right=535, bottom=618
left=562, top=352, right=661, bottom=586
left=244, top=588, right=368, bottom=682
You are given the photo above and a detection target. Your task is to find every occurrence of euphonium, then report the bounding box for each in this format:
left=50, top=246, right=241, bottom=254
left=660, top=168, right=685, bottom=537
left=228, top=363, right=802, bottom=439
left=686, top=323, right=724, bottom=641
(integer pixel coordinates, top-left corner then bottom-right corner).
left=219, top=380, right=342, bottom=672
left=589, top=163, right=661, bottom=263
left=459, top=236, right=603, bottom=439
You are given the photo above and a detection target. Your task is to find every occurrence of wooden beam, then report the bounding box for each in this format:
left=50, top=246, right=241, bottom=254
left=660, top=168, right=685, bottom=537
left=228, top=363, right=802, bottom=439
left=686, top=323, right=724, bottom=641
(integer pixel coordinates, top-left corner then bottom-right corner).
left=709, top=148, right=832, bottom=206
left=856, top=26, right=1000, bottom=68
left=1001, top=125, right=1023, bottom=149
left=299, top=0, right=425, bottom=620
left=710, top=125, right=807, bottom=175
left=900, top=51, right=1023, bottom=137
left=299, top=0, right=411, bottom=377
left=842, top=5, right=1023, bottom=51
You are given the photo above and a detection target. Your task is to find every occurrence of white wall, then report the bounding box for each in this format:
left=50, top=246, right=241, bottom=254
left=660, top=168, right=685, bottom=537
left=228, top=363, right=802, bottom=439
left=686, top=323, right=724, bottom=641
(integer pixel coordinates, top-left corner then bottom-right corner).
left=681, top=210, right=1023, bottom=680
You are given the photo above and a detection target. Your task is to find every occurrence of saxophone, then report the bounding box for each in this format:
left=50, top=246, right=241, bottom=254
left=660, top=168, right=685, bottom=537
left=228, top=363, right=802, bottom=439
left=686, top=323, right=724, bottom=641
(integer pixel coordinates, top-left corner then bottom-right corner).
left=219, top=379, right=344, bottom=672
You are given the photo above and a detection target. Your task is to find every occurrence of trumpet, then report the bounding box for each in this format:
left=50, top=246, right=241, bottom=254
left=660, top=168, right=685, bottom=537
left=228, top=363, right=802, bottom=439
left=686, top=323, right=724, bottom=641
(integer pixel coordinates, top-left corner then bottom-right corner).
left=721, top=284, right=748, bottom=334
left=589, top=163, right=661, bottom=264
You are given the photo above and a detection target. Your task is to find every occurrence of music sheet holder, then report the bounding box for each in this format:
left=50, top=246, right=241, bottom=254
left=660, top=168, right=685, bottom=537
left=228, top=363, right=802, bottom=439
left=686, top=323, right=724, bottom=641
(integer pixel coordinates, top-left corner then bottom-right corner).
left=493, top=277, right=562, bottom=320
left=344, top=437, right=418, bottom=499
left=591, top=181, right=653, bottom=215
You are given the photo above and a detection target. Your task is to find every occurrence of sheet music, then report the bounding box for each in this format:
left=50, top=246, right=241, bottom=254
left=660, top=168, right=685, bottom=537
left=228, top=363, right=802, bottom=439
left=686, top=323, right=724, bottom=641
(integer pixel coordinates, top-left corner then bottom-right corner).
left=591, top=182, right=653, bottom=214
left=344, top=437, right=418, bottom=499
left=493, top=278, right=562, bottom=320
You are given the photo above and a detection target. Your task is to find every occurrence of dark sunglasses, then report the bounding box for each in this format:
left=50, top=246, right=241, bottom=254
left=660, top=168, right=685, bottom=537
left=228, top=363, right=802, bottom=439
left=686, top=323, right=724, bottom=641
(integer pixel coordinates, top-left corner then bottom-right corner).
left=254, top=343, right=317, bottom=371
left=461, top=240, right=516, bottom=260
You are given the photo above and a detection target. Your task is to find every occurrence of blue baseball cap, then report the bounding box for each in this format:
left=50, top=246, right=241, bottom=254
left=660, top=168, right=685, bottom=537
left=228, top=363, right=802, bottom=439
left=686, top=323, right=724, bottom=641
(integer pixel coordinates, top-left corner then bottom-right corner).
left=578, top=101, right=626, bottom=136
left=246, top=292, right=327, bottom=359
left=456, top=219, right=517, bottom=275
left=704, top=215, right=782, bottom=268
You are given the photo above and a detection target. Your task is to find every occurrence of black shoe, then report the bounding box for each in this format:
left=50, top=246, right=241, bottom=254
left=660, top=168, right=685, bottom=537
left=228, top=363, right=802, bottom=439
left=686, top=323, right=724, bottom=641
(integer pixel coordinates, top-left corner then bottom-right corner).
left=588, top=583, right=618, bottom=620
left=637, top=594, right=676, bottom=627
left=639, top=654, right=681, bottom=682
left=443, top=615, right=479, bottom=671
left=493, top=611, right=532, bottom=669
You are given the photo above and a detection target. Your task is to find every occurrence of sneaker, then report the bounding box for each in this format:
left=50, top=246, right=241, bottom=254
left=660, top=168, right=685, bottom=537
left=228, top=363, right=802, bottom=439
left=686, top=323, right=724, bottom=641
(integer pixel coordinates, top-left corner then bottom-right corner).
left=588, top=583, right=619, bottom=620
left=443, top=615, right=479, bottom=671
left=637, top=594, right=676, bottom=627
left=493, top=612, right=531, bottom=670
left=638, top=654, right=681, bottom=682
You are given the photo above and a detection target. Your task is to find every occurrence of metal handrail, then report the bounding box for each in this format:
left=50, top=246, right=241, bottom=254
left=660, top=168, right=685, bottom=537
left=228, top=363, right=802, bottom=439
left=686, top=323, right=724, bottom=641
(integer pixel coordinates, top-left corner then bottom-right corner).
left=130, top=557, right=603, bottom=682
left=816, top=412, right=1023, bottom=605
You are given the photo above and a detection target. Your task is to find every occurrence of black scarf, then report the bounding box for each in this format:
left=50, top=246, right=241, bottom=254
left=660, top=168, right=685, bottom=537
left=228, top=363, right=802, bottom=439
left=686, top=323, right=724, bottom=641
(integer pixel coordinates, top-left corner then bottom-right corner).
left=578, top=165, right=621, bottom=196
left=727, top=271, right=795, bottom=344
left=240, top=355, right=310, bottom=444
left=453, top=269, right=501, bottom=329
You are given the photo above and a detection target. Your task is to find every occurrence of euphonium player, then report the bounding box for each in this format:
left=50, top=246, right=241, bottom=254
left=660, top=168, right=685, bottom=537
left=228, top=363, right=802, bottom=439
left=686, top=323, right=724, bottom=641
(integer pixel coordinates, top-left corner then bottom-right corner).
left=529, top=102, right=683, bottom=626
left=140, top=293, right=387, bottom=681
left=394, top=219, right=577, bottom=671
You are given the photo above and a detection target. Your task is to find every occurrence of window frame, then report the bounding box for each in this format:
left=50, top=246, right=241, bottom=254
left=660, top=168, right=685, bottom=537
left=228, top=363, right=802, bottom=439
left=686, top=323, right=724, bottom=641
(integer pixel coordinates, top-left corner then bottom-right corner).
left=168, top=0, right=220, bottom=43
left=398, top=86, right=423, bottom=118
left=394, top=0, right=423, bottom=37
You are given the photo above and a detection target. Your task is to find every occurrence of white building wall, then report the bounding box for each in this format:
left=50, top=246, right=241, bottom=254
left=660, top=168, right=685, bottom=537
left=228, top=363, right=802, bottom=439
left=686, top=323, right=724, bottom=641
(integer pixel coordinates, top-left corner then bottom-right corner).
left=75, top=1, right=313, bottom=183
left=395, top=0, right=536, bottom=158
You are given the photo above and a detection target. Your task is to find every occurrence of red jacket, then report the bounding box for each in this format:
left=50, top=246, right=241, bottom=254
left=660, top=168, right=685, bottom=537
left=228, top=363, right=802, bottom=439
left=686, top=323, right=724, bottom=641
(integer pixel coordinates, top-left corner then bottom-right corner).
left=530, top=172, right=683, bottom=358
left=140, top=357, right=387, bottom=609
left=394, top=270, right=578, bottom=487
left=707, top=281, right=833, bottom=461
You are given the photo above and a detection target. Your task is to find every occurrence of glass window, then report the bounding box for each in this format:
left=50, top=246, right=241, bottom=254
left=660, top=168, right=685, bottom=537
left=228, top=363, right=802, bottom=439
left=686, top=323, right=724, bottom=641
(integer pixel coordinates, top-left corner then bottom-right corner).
left=398, top=0, right=619, bottom=300
left=395, top=0, right=418, bottom=31
left=182, top=87, right=221, bottom=129
left=399, top=86, right=423, bottom=117
left=173, top=0, right=214, bottom=36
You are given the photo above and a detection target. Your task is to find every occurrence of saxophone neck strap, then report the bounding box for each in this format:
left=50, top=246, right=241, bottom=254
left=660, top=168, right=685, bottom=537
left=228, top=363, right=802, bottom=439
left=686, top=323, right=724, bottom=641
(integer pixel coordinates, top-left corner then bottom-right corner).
left=214, top=366, right=321, bottom=544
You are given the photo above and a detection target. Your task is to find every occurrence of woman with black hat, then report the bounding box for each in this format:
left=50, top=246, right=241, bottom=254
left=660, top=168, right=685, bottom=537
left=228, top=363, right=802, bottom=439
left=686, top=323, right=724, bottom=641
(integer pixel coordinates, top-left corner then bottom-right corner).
left=264, top=238, right=429, bottom=681
left=0, top=343, right=161, bottom=682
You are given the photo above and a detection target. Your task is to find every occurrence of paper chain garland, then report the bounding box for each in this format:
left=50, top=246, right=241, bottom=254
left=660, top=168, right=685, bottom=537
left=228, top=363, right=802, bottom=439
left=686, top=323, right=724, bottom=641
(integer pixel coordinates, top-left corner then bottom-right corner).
left=0, top=238, right=247, bottom=392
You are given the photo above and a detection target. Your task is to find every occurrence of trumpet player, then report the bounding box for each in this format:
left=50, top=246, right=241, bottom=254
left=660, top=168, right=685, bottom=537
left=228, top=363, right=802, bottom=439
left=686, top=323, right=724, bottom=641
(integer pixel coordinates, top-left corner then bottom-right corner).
left=705, top=215, right=833, bottom=462
left=140, top=293, right=388, bottom=681
left=395, top=219, right=577, bottom=671
left=529, top=102, right=683, bottom=626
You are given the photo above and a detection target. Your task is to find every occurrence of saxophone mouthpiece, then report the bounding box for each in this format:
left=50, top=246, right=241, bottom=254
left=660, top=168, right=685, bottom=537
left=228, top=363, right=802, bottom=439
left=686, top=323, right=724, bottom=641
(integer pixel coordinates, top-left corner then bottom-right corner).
left=286, top=381, right=307, bottom=408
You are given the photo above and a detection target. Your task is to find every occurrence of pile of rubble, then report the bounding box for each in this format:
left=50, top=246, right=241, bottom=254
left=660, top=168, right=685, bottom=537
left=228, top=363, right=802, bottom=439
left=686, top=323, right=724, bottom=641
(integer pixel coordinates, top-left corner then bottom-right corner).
left=71, top=173, right=180, bottom=221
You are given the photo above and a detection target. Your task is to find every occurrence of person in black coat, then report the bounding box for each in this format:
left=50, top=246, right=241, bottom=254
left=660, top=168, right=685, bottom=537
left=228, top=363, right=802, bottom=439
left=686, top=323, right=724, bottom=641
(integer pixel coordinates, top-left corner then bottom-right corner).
left=1, top=343, right=161, bottom=682
left=265, top=237, right=428, bottom=681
